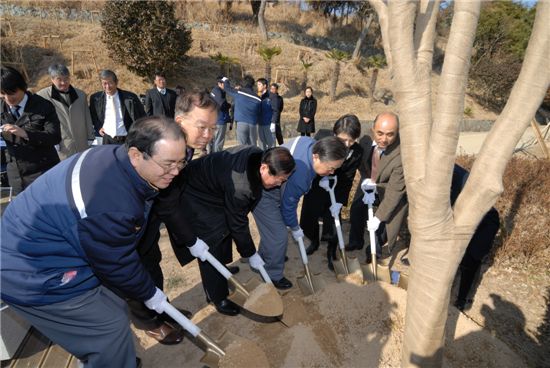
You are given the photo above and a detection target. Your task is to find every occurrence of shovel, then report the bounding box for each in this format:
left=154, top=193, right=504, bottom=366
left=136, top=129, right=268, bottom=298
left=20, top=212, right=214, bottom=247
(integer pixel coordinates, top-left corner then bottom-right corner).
left=203, top=251, right=283, bottom=318
left=319, top=176, right=362, bottom=278
left=163, top=302, right=268, bottom=368
left=295, top=236, right=325, bottom=295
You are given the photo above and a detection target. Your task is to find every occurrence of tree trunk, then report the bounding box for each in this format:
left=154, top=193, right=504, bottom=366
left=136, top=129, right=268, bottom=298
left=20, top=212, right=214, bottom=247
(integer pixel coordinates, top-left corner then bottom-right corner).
left=375, top=0, right=550, bottom=366
left=265, top=61, right=271, bottom=81
left=258, top=0, right=268, bottom=41
left=251, top=0, right=260, bottom=22
left=330, top=61, right=340, bottom=102
left=301, top=70, right=308, bottom=92
left=352, top=14, right=374, bottom=61
left=369, top=68, right=379, bottom=100
left=368, top=0, right=393, bottom=71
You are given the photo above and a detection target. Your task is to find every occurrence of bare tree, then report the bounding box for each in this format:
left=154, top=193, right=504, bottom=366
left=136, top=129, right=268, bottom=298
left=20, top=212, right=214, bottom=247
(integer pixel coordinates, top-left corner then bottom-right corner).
left=325, top=48, right=350, bottom=102
left=370, top=0, right=549, bottom=366
left=258, top=0, right=268, bottom=40
left=352, top=4, right=375, bottom=61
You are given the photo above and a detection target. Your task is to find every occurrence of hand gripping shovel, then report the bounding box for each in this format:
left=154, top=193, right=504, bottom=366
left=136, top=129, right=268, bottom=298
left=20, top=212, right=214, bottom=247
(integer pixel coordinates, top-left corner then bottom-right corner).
left=360, top=179, right=392, bottom=283
left=163, top=302, right=269, bottom=368
left=295, top=236, right=325, bottom=295
left=319, top=176, right=362, bottom=278
left=203, top=251, right=283, bottom=318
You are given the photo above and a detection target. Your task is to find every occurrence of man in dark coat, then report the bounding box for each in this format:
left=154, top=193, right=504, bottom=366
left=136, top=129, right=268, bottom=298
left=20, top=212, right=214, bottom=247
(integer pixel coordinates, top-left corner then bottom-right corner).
left=175, top=146, right=295, bottom=315
left=89, top=70, right=145, bottom=145
left=209, top=77, right=232, bottom=152
left=144, top=71, right=177, bottom=118
left=269, top=83, right=284, bottom=145
left=300, top=115, right=364, bottom=270
left=0, top=66, right=61, bottom=194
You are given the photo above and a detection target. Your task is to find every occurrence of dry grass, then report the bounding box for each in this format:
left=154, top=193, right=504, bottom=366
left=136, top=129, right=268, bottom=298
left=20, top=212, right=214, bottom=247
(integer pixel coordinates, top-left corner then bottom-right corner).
left=456, top=156, right=550, bottom=270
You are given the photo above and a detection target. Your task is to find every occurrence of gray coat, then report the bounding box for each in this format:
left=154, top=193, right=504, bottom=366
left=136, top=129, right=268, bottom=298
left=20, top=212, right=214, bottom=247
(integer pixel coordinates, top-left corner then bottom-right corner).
left=37, top=85, right=95, bottom=159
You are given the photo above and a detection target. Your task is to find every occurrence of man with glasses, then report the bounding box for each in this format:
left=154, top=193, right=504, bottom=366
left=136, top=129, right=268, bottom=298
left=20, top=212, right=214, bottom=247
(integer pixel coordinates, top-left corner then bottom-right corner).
left=1, top=116, right=187, bottom=368
left=127, top=90, right=219, bottom=344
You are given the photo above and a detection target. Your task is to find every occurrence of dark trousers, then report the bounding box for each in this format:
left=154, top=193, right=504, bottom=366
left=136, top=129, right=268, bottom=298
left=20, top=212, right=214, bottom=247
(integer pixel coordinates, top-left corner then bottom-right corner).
left=456, top=210, right=499, bottom=303
left=275, top=123, right=284, bottom=145
left=199, top=236, right=233, bottom=303
left=102, top=134, right=126, bottom=145
left=348, top=188, right=387, bottom=249
left=126, top=214, right=192, bottom=330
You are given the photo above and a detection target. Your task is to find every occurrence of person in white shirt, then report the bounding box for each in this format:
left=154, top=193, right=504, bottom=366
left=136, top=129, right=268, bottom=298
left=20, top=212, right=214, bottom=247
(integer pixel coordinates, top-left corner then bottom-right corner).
left=89, top=70, right=145, bottom=145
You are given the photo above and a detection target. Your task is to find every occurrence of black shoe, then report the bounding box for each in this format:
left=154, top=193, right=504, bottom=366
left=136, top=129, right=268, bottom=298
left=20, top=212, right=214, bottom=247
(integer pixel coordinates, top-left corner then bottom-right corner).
left=227, top=266, right=240, bottom=274
left=327, top=244, right=336, bottom=271
left=320, top=233, right=332, bottom=242
left=285, top=256, right=289, bottom=262
left=305, top=242, right=319, bottom=255
left=136, top=357, right=142, bottom=368
left=272, top=277, right=293, bottom=290
left=163, top=307, right=192, bottom=323
left=214, top=299, right=240, bottom=316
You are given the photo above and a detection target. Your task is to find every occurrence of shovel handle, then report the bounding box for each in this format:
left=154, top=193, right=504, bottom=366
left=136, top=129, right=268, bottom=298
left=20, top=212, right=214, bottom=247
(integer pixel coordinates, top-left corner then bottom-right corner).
left=297, top=237, right=309, bottom=265
left=367, top=204, right=378, bottom=280
left=163, top=302, right=201, bottom=337
left=257, top=264, right=273, bottom=284
left=204, top=251, right=233, bottom=280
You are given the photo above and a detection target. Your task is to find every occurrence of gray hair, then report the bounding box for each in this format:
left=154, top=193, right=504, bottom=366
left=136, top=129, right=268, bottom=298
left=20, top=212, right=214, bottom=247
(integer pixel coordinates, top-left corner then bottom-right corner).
left=99, top=69, right=118, bottom=84
left=48, top=64, right=70, bottom=78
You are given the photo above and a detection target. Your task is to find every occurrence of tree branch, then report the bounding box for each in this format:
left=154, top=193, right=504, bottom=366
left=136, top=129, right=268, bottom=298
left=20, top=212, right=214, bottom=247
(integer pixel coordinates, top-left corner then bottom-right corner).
left=414, top=0, right=440, bottom=70
left=369, top=0, right=393, bottom=70
left=455, top=0, right=550, bottom=229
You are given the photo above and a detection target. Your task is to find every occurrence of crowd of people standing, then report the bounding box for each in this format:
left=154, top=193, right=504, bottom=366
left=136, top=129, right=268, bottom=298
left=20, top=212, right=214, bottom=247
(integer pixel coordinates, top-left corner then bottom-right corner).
left=0, top=64, right=498, bottom=367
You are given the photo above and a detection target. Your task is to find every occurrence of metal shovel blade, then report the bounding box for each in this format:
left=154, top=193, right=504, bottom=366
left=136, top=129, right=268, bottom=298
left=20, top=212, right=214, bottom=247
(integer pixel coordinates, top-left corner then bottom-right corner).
left=227, top=276, right=284, bottom=318
left=333, top=249, right=363, bottom=277
left=296, top=263, right=325, bottom=296
left=360, top=261, right=392, bottom=284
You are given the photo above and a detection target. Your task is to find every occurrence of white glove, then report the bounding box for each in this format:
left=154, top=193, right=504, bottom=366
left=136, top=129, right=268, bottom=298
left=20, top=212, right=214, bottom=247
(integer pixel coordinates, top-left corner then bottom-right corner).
left=329, top=202, right=343, bottom=218
left=270, top=123, right=276, bottom=133
left=361, top=178, right=376, bottom=193
left=249, top=252, right=265, bottom=269
left=291, top=227, right=304, bottom=241
left=367, top=216, right=381, bottom=232
left=362, top=191, right=376, bottom=205
left=188, top=238, right=209, bottom=261
left=144, top=287, right=168, bottom=314
left=221, top=77, right=228, bottom=82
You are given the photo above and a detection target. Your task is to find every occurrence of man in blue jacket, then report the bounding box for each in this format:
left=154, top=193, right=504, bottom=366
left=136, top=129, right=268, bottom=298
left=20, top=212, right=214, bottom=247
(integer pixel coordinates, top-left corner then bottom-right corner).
left=209, top=77, right=232, bottom=152
left=256, top=78, right=274, bottom=150
left=0, top=116, right=187, bottom=368
left=223, top=75, right=261, bottom=146
left=252, top=136, right=348, bottom=289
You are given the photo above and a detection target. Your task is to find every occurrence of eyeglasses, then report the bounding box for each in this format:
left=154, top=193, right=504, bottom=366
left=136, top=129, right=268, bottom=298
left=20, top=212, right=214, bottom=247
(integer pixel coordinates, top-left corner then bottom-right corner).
left=193, top=123, right=217, bottom=135
left=143, top=152, right=187, bottom=174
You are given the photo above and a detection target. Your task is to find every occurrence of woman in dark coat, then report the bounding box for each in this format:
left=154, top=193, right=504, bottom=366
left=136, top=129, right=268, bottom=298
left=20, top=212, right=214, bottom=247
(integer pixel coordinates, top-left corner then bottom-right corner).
left=297, top=87, right=317, bottom=136
left=300, top=114, right=364, bottom=270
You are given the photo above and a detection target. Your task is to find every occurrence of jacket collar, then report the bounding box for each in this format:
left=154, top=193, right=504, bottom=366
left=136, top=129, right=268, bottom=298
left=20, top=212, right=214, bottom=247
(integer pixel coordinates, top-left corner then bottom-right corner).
left=51, top=85, right=79, bottom=106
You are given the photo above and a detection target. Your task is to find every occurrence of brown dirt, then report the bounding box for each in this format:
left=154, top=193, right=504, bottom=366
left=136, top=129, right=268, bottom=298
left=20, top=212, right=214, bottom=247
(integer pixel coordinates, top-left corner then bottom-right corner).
left=243, top=283, right=283, bottom=318
left=219, top=337, right=269, bottom=368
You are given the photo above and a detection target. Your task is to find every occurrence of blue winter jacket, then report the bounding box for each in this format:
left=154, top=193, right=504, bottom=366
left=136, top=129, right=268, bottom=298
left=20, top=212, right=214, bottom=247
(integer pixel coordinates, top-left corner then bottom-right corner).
left=0, top=145, right=158, bottom=306
left=281, top=137, right=317, bottom=229
left=258, top=92, right=273, bottom=126
left=223, top=81, right=261, bottom=125
left=210, top=85, right=231, bottom=125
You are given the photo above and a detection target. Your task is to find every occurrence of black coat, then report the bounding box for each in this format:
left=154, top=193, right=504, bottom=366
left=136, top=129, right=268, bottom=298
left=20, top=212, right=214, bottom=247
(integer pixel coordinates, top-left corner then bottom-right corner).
left=269, top=92, right=284, bottom=125
left=144, top=88, right=177, bottom=118
left=297, top=96, right=317, bottom=134
left=89, top=89, right=145, bottom=134
left=1, top=92, right=61, bottom=191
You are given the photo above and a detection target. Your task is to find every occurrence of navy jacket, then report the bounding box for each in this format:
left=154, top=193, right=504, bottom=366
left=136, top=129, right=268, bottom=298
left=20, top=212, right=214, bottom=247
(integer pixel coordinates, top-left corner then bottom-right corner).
left=0, top=145, right=157, bottom=306
left=210, top=85, right=231, bottom=125
left=258, top=91, right=273, bottom=126
left=223, top=81, right=261, bottom=125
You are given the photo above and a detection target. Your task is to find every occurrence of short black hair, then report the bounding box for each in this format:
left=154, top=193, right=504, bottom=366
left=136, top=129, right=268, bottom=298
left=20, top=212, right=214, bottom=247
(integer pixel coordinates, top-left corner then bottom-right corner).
left=270, top=83, right=279, bottom=90
left=256, top=78, right=268, bottom=86
left=312, top=136, right=348, bottom=162
left=154, top=71, right=166, bottom=79
left=333, top=114, right=361, bottom=140
left=242, top=75, right=255, bottom=89
left=126, top=115, right=186, bottom=157
left=262, top=147, right=295, bottom=176
left=0, top=66, right=27, bottom=94
left=174, top=89, right=218, bottom=117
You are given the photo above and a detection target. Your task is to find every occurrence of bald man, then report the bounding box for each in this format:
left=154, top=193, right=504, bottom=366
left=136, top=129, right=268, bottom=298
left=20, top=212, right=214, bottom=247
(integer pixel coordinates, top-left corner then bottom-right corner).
left=347, top=112, right=408, bottom=262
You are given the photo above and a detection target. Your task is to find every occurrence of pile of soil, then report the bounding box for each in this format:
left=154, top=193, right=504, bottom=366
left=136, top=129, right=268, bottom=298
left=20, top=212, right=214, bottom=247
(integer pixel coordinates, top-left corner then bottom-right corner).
left=136, top=278, right=524, bottom=367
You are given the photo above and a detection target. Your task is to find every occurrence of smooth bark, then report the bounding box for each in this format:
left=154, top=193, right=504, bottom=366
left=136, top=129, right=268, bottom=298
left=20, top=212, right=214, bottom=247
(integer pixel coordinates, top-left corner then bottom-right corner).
left=258, top=0, right=268, bottom=41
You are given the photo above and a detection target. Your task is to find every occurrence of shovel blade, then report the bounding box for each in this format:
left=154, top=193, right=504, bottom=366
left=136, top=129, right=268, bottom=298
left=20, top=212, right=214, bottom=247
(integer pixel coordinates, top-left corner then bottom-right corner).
left=334, top=255, right=362, bottom=277
left=198, top=330, right=236, bottom=368
left=297, top=272, right=325, bottom=296
left=228, top=277, right=284, bottom=318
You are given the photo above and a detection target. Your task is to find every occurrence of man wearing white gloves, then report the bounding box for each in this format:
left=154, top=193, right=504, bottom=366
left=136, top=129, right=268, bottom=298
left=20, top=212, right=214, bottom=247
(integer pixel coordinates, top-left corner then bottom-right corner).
left=0, top=116, right=187, bottom=368
left=253, top=136, right=348, bottom=289
left=159, top=145, right=295, bottom=315
left=347, top=112, right=408, bottom=263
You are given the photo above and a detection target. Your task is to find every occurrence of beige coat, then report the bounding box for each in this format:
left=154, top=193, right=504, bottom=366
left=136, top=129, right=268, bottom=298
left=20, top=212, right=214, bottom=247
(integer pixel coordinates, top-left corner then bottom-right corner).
left=37, top=85, right=94, bottom=159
